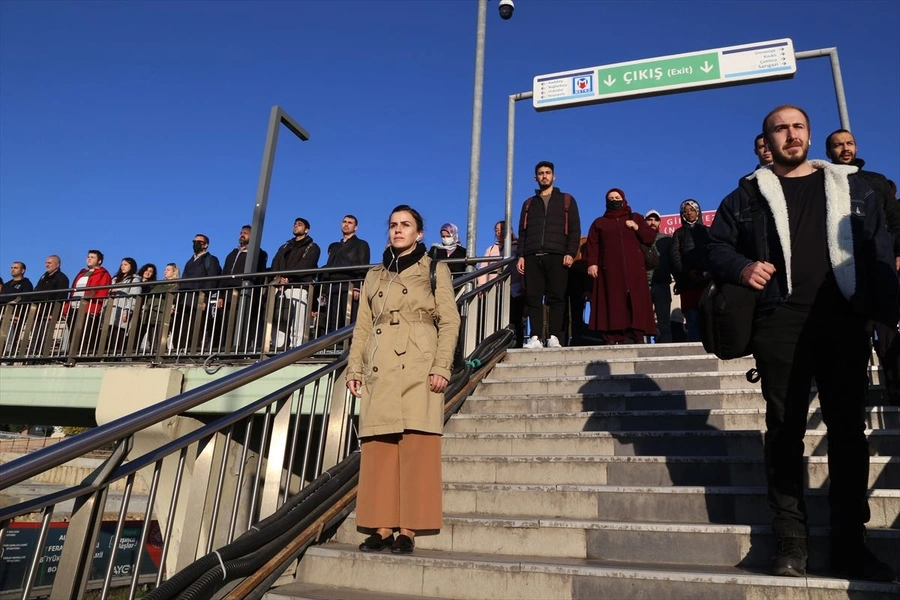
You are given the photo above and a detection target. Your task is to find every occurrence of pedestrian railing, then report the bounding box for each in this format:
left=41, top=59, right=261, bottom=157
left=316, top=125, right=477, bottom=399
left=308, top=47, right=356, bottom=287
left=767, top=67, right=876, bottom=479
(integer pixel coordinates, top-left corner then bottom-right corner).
left=0, top=257, right=517, bottom=600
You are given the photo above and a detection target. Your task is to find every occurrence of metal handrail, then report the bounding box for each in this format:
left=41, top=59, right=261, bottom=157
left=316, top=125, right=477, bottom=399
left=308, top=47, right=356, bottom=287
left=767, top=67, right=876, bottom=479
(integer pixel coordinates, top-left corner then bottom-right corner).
left=0, top=258, right=516, bottom=600
left=2, top=257, right=504, bottom=300
left=0, top=326, right=351, bottom=490
left=0, top=354, right=350, bottom=523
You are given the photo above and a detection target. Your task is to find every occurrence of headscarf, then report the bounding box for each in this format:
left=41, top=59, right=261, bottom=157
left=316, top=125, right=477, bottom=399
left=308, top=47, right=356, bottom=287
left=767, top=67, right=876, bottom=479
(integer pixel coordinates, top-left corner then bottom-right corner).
left=439, top=222, right=460, bottom=247
left=679, top=199, right=702, bottom=228
left=603, top=188, right=632, bottom=219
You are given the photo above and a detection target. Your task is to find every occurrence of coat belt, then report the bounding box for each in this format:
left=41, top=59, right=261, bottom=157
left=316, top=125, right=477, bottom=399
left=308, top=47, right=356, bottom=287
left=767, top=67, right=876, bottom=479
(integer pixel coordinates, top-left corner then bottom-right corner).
left=373, top=309, right=431, bottom=325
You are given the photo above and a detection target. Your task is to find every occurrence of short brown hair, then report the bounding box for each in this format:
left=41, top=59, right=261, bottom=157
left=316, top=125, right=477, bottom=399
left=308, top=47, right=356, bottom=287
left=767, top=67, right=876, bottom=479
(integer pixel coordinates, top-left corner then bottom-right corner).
left=762, top=105, right=811, bottom=140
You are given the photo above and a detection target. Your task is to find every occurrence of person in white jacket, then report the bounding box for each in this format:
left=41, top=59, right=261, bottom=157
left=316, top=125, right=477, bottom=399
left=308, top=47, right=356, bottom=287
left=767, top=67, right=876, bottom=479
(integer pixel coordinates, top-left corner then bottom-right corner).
left=106, top=257, right=142, bottom=356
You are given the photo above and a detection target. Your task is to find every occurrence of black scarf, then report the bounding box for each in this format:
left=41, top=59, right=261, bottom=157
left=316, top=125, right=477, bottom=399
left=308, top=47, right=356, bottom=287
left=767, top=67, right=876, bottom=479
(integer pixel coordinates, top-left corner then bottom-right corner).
left=382, top=242, right=426, bottom=273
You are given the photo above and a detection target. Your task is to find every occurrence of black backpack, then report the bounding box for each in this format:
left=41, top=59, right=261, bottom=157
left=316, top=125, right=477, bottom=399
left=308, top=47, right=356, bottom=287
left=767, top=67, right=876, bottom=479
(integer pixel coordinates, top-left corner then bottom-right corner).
left=699, top=182, right=766, bottom=360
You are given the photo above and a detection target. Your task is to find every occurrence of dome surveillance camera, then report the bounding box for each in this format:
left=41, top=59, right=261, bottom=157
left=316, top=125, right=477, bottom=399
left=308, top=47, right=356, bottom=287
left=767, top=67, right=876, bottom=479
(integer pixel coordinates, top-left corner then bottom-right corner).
left=498, top=0, right=514, bottom=20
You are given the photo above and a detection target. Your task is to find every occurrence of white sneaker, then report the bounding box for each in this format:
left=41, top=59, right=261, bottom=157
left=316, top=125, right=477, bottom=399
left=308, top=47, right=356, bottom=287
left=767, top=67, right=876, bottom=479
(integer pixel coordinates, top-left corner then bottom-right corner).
left=546, top=335, right=562, bottom=348
left=523, top=336, right=544, bottom=349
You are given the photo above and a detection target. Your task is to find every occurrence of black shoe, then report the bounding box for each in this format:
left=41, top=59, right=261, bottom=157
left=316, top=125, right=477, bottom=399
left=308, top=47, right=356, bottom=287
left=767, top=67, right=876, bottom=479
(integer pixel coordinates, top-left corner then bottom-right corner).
left=773, top=537, right=808, bottom=577
left=831, top=542, right=897, bottom=582
left=359, top=532, right=394, bottom=552
left=391, top=534, right=414, bottom=554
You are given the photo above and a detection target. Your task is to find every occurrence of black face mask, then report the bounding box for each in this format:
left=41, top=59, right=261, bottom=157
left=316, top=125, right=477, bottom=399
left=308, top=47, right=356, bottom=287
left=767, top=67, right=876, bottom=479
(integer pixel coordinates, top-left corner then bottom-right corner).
left=607, top=200, right=623, bottom=211
left=193, top=241, right=205, bottom=253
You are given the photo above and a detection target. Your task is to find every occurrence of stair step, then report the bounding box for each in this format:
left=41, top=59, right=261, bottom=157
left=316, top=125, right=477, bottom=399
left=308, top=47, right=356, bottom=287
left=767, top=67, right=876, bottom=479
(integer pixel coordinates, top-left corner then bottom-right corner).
left=477, top=371, right=756, bottom=395
left=333, top=514, right=900, bottom=571
left=441, top=455, right=899, bottom=489
left=266, top=582, right=429, bottom=600
left=476, top=368, right=883, bottom=396
left=505, top=342, right=714, bottom=361
left=490, top=355, right=757, bottom=376
left=447, top=407, right=900, bottom=433
left=442, top=429, right=900, bottom=457
left=294, top=544, right=900, bottom=600
left=441, top=483, right=900, bottom=528
left=461, top=388, right=889, bottom=413
left=463, top=389, right=772, bottom=413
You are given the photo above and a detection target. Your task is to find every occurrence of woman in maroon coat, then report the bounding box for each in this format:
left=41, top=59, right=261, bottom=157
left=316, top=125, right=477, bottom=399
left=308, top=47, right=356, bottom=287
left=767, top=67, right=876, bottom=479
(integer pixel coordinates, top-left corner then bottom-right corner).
left=585, top=188, right=657, bottom=344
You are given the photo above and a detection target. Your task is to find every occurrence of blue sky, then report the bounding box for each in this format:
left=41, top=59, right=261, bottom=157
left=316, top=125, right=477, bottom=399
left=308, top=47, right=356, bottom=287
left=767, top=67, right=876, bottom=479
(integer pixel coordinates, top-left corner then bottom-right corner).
left=1, top=0, right=898, bottom=282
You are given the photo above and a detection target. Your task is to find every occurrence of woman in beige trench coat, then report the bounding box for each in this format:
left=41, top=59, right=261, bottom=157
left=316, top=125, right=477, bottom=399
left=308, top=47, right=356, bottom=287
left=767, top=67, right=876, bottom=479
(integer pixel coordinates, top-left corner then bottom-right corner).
left=346, top=205, right=460, bottom=555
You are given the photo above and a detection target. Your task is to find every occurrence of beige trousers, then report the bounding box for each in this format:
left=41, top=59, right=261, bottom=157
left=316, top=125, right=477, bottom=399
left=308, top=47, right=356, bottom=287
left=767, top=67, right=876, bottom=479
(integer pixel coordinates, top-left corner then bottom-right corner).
left=356, top=431, right=442, bottom=533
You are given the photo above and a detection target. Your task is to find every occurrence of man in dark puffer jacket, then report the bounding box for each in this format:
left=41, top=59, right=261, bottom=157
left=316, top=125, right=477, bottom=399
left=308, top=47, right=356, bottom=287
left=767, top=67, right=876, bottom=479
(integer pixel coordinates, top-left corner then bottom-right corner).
left=516, top=161, right=581, bottom=348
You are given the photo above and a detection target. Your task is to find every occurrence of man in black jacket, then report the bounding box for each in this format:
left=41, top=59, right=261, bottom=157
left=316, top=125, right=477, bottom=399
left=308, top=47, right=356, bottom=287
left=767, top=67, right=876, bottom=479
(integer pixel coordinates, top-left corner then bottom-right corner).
left=216, top=225, right=268, bottom=352
left=516, top=161, right=581, bottom=348
left=825, top=129, right=900, bottom=270
left=271, top=218, right=321, bottom=349
left=24, top=255, right=70, bottom=355
left=317, top=215, right=370, bottom=334
left=708, top=105, right=898, bottom=582
left=753, top=132, right=773, bottom=168
left=175, top=234, right=222, bottom=352
left=32, top=256, right=69, bottom=301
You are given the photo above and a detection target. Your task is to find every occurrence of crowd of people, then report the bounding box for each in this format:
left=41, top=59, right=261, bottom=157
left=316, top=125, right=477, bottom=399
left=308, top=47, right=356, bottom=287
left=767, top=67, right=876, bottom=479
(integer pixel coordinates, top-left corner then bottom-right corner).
left=510, top=130, right=900, bottom=351
left=0, top=215, right=378, bottom=357
left=2, top=106, right=899, bottom=581
left=510, top=106, right=899, bottom=584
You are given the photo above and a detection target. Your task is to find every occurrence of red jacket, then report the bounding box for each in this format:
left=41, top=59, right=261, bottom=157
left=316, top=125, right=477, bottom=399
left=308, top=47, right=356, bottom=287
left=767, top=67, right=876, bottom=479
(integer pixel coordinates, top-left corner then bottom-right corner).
left=64, top=267, right=112, bottom=316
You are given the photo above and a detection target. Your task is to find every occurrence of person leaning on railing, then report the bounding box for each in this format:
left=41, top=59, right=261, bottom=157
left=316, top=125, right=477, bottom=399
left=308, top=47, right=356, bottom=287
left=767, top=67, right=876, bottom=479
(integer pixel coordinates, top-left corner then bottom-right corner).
left=62, top=250, right=112, bottom=355
left=346, top=204, right=460, bottom=555
left=138, top=263, right=179, bottom=355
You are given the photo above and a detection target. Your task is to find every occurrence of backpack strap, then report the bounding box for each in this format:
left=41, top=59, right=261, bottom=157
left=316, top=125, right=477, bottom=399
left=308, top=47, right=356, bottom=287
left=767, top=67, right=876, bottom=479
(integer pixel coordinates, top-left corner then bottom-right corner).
left=429, top=256, right=438, bottom=294
left=523, top=194, right=572, bottom=235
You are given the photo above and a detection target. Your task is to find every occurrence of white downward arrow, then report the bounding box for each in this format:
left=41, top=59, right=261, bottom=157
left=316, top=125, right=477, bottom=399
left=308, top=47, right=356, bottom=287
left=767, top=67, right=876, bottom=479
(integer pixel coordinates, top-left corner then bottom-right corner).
left=603, top=75, right=616, bottom=86
left=700, top=61, right=714, bottom=74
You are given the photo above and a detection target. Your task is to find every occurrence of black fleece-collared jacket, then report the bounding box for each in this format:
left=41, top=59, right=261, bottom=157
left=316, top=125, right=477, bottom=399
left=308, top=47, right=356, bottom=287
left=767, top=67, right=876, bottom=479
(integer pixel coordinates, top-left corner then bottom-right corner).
left=707, top=161, right=899, bottom=328
left=517, top=187, right=581, bottom=258
left=851, top=158, right=900, bottom=258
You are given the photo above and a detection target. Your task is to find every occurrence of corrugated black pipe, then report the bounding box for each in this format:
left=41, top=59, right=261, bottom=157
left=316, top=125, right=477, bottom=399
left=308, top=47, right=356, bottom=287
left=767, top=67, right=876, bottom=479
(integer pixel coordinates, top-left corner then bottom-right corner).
left=145, top=453, right=360, bottom=600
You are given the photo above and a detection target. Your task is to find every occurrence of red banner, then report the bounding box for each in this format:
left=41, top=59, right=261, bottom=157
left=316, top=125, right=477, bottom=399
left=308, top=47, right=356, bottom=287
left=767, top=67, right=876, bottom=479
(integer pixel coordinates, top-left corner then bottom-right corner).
left=657, top=211, right=716, bottom=236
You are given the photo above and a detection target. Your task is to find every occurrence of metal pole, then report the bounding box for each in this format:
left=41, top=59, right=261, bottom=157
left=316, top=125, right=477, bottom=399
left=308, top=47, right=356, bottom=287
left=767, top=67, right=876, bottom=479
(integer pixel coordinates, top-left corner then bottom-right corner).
left=827, top=49, right=851, bottom=131
left=465, top=0, right=488, bottom=261
left=246, top=107, right=311, bottom=278
left=246, top=106, right=281, bottom=279
left=794, top=48, right=850, bottom=131
left=503, top=94, right=516, bottom=260
left=504, top=91, right=533, bottom=259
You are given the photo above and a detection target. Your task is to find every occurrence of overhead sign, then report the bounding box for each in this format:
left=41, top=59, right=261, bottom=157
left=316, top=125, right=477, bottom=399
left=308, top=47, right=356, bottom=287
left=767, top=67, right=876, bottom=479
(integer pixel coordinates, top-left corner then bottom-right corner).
left=534, top=38, right=796, bottom=110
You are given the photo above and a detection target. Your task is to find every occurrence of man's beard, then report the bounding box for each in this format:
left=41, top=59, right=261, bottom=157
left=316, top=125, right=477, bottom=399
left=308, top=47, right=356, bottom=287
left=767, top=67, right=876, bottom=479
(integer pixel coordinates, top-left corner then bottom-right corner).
left=773, top=143, right=809, bottom=167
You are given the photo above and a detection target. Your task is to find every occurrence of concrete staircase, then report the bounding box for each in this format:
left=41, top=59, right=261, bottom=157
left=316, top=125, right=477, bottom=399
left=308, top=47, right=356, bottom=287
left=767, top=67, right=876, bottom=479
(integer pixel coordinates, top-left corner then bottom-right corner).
left=270, top=342, right=900, bottom=599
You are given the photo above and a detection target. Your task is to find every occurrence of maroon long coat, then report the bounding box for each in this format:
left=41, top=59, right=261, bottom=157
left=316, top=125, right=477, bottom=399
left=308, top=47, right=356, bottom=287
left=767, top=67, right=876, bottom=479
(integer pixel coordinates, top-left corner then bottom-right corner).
left=584, top=208, right=657, bottom=335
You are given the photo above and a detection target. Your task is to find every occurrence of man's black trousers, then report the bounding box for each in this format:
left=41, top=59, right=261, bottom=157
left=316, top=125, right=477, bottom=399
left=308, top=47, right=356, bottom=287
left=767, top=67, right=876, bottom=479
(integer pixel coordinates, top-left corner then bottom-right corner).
left=523, top=254, right=568, bottom=345
left=752, top=303, right=871, bottom=540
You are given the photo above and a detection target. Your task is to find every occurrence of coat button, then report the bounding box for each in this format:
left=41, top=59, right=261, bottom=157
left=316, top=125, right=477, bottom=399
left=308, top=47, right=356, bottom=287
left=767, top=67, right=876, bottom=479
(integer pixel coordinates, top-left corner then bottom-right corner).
left=376, top=328, right=382, bottom=334
left=378, top=291, right=383, bottom=297
left=373, top=366, right=378, bottom=372
left=401, top=364, right=405, bottom=369
left=402, top=289, right=408, bottom=294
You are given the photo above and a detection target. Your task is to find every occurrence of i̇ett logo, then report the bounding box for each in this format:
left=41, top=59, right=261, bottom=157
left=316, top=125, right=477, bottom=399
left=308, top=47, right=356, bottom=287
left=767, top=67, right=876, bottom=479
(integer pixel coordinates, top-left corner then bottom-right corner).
left=573, top=75, right=593, bottom=95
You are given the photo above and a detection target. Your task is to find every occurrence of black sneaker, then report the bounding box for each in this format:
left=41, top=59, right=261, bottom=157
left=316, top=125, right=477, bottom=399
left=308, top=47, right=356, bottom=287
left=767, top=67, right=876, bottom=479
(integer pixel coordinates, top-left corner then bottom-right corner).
left=831, top=542, right=897, bottom=582
left=359, top=532, right=394, bottom=552
left=773, top=537, right=808, bottom=577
